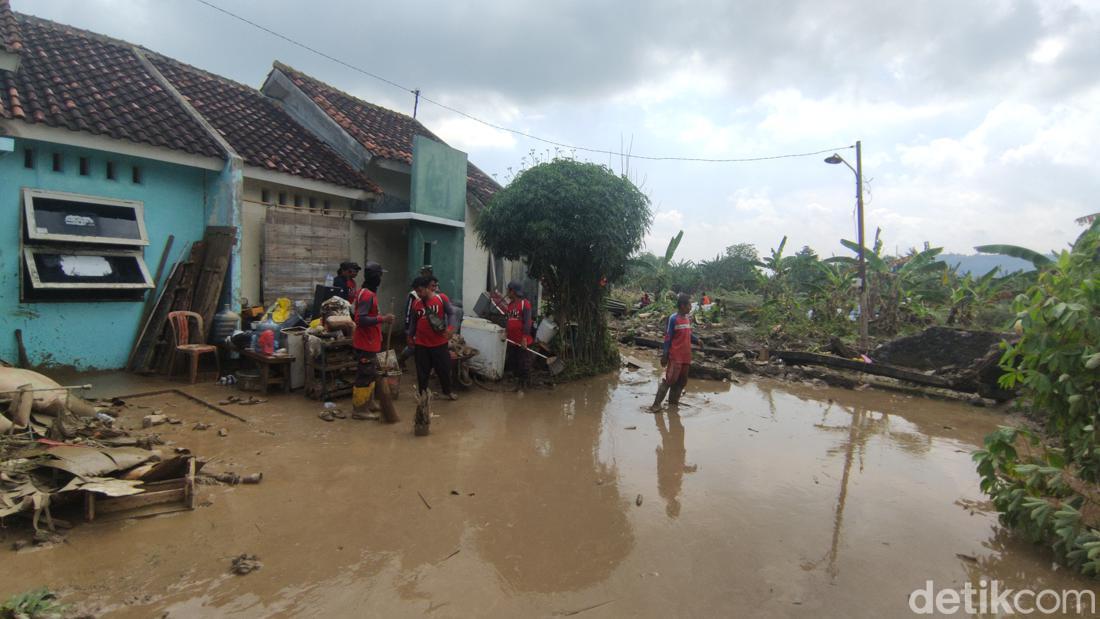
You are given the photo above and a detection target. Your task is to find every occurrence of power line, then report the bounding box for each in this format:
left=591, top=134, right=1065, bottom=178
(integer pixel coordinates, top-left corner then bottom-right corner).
left=191, top=0, right=855, bottom=163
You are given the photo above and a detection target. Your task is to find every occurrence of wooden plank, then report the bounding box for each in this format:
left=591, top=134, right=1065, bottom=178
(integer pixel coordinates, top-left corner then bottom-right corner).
left=130, top=259, right=184, bottom=372
left=94, top=487, right=186, bottom=515
left=127, top=235, right=176, bottom=369
left=192, top=226, right=237, bottom=343
left=773, top=350, right=955, bottom=388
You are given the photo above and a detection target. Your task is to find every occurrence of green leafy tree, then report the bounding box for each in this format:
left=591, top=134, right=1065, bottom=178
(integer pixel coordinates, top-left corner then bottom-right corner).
left=477, top=159, right=652, bottom=373
left=973, top=222, right=1100, bottom=576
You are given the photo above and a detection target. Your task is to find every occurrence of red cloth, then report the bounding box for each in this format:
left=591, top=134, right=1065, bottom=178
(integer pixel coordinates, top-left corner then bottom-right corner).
left=505, top=298, right=533, bottom=345
left=411, top=295, right=450, bottom=348
left=666, top=313, right=693, bottom=364
left=345, top=280, right=358, bottom=302
left=352, top=288, right=382, bottom=352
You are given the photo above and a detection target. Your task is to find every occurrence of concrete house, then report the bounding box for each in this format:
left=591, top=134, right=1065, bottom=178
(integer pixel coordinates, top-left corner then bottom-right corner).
left=0, top=3, right=514, bottom=369
left=0, top=7, right=233, bottom=369
left=261, top=63, right=507, bottom=307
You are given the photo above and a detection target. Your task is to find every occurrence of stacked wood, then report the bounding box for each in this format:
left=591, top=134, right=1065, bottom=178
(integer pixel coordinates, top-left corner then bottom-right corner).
left=128, top=227, right=237, bottom=374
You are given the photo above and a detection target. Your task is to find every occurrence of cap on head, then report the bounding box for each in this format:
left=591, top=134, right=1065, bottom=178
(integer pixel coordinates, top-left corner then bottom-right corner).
left=507, top=280, right=524, bottom=295
left=340, top=261, right=361, bottom=272
left=363, top=261, right=385, bottom=275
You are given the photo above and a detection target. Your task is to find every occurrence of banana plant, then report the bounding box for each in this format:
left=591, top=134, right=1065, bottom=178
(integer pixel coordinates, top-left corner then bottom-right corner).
left=628, top=230, right=684, bottom=298
left=947, top=267, right=1003, bottom=326
left=974, top=244, right=1053, bottom=270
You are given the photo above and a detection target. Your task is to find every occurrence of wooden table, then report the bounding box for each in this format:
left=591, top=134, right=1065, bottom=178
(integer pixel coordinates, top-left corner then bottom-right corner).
left=240, top=349, right=295, bottom=394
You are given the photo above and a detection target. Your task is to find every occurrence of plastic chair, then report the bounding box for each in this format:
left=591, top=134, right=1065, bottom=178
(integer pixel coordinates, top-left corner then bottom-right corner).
left=167, top=311, right=220, bottom=384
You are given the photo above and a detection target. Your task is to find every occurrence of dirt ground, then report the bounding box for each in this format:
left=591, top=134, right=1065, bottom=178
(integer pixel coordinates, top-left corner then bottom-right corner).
left=4, top=353, right=1098, bottom=618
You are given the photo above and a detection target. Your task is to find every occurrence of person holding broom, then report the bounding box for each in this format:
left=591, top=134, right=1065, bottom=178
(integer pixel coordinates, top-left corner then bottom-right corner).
left=350, top=262, right=399, bottom=422
left=504, top=281, right=534, bottom=388
left=651, top=293, right=700, bottom=412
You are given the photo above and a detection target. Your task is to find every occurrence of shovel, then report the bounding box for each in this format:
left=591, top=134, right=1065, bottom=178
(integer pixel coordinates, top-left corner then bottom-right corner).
left=507, top=339, right=564, bottom=376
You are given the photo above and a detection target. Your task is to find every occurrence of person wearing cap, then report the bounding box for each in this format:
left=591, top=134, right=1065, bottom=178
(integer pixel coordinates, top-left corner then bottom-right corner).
left=352, top=262, right=398, bottom=421
left=333, top=262, right=361, bottom=302
left=505, top=281, right=534, bottom=387
left=651, top=293, right=700, bottom=411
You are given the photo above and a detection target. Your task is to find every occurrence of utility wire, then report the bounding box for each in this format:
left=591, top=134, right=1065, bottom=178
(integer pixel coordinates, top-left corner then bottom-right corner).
left=191, top=0, right=854, bottom=163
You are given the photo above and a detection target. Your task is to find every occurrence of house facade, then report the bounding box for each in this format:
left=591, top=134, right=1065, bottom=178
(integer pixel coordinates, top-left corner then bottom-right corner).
left=0, top=7, right=231, bottom=368
left=0, top=2, right=512, bottom=369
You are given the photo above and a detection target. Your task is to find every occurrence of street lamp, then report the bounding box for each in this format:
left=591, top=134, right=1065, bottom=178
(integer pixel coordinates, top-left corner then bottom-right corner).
left=825, top=140, right=868, bottom=351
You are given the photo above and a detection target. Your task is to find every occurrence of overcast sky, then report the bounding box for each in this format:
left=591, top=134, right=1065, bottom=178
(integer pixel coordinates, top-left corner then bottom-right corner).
left=17, top=0, right=1100, bottom=261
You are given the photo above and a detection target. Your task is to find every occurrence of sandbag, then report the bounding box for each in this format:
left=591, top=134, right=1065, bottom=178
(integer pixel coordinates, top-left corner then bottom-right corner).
left=0, top=367, right=97, bottom=416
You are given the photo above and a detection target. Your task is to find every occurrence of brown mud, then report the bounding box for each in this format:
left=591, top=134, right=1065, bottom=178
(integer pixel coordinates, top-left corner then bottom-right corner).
left=4, top=358, right=1098, bottom=617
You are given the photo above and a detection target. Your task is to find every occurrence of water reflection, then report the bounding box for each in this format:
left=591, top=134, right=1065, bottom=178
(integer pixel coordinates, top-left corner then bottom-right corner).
left=469, top=379, right=636, bottom=593
left=801, top=400, right=932, bottom=581
left=655, top=408, right=697, bottom=519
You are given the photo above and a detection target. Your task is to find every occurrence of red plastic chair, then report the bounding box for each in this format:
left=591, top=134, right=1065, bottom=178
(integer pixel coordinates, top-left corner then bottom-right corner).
left=166, top=311, right=220, bottom=383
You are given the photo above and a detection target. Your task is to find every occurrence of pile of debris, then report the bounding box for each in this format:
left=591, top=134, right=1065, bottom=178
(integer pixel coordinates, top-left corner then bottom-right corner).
left=1, top=368, right=202, bottom=540
left=613, top=313, right=1015, bottom=403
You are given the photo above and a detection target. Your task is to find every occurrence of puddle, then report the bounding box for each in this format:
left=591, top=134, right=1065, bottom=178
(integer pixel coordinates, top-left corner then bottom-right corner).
left=4, top=361, right=1098, bottom=617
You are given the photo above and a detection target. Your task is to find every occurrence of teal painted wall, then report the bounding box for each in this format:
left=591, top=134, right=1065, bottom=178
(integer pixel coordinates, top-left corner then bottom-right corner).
left=410, top=135, right=466, bottom=222
left=0, top=138, right=212, bottom=369
left=407, top=222, right=464, bottom=307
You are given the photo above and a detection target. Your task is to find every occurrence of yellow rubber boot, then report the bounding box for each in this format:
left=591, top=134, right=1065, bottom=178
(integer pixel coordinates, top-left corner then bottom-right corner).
left=352, top=384, right=375, bottom=420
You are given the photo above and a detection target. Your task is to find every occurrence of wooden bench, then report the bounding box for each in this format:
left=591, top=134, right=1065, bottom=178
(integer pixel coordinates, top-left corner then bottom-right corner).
left=240, top=349, right=295, bottom=394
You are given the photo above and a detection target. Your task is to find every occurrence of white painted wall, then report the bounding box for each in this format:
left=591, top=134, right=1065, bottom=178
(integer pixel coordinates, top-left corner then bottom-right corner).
left=462, top=204, right=489, bottom=309
left=240, top=177, right=356, bottom=305
left=239, top=200, right=266, bottom=305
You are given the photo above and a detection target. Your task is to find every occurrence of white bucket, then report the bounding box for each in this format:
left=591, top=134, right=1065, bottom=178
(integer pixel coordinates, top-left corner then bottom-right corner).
left=535, top=316, right=557, bottom=344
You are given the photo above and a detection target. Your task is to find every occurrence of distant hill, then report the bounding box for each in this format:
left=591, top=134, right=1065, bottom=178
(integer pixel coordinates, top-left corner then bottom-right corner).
left=937, top=253, right=1035, bottom=276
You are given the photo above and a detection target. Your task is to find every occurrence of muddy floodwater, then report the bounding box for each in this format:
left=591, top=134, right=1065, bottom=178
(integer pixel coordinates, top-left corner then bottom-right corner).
left=6, top=355, right=1100, bottom=617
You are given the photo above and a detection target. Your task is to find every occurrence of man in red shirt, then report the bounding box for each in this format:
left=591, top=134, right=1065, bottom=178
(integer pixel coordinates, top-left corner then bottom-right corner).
left=352, top=262, right=397, bottom=421
left=651, top=293, right=700, bottom=412
left=407, top=275, right=457, bottom=435
left=504, top=281, right=534, bottom=387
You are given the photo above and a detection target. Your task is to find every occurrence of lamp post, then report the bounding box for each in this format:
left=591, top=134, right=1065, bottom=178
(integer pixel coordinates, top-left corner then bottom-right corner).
left=825, top=141, right=868, bottom=351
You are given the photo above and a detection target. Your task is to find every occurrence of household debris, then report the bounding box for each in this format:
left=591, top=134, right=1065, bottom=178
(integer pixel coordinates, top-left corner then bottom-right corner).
left=0, top=371, right=261, bottom=535
left=230, top=553, right=263, bottom=575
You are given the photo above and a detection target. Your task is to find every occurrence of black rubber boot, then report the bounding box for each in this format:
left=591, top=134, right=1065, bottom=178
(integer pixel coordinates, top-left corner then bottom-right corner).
left=669, top=384, right=684, bottom=405
left=650, top=381, right=670, bottom=412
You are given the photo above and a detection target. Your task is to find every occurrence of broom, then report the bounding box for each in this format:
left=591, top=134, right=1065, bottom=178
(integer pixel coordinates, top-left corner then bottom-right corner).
left=507, top=339, right=565, bottom=375
left=376, top=299, right=400, bottom=424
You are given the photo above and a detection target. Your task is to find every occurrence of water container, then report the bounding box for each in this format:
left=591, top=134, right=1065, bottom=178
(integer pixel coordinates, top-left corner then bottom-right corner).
left=212, top=304, right=240, bottom=342
left=281, top=326, right=307, bottom=389
left=535, top=316, right=557, bottom=344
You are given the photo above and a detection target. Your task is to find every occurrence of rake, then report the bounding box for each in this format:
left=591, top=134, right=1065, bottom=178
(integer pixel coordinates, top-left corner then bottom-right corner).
left=506, top=339, right=565, bottom=375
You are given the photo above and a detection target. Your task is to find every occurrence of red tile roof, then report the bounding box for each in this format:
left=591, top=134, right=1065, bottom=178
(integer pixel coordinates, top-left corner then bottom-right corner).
left=273, top=62, right=502, bottom=204
left=148, top=55, right=380, bottom=193
left=1, top=13, right=379, bottom=193
left=0, top=13, right=224, bottom=158
left=0, top=0, right=22, bottom=54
